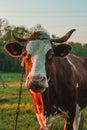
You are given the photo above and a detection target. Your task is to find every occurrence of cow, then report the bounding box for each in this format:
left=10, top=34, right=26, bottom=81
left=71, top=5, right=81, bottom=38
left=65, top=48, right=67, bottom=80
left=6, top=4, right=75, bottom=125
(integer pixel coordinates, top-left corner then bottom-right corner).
left=4, top=29, right=86, bottom=130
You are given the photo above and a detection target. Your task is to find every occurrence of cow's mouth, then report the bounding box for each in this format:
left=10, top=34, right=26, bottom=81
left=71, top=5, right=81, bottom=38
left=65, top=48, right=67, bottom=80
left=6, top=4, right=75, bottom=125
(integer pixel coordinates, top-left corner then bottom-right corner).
left=26, top=77, right=47, bottom=92
left=29, top=81, right=46, bottom=92
left=26, top=76, right=48, bottom=92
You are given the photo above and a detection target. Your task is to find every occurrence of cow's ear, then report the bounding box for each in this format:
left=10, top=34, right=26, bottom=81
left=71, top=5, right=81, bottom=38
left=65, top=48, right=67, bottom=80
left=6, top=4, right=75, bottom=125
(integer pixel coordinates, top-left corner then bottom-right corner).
left=53, top=44, right=72, bottom=57
left=4, top=42, right=24, bottom=58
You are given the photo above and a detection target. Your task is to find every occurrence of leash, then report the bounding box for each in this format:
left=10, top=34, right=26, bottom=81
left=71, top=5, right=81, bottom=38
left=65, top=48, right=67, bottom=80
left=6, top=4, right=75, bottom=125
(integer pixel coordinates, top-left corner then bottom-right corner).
left=14, top=66, right=24, bottom=130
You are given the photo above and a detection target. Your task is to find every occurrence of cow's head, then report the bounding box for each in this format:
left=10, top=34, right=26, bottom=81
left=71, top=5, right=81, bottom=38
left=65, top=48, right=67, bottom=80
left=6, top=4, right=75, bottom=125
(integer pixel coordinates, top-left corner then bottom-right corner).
left=4, top=29, right=76, bottom=92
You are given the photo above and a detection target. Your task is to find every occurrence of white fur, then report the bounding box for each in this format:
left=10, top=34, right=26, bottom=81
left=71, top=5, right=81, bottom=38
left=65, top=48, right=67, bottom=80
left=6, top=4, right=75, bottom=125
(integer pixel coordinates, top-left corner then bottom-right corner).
left=76, top=83, right=79, bottom=88
left=73, top=104, right=81, bottom=130
left=67, top=56, right=77, bottom=71
left=26, top=40, right=52, bottom=88
left=46, top=108, right=69, bottom=128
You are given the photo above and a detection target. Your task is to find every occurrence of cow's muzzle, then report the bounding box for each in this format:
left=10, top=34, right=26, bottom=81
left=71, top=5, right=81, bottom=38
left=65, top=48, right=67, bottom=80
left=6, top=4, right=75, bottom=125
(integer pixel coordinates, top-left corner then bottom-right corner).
left=26, top=76, right=47, bottom=93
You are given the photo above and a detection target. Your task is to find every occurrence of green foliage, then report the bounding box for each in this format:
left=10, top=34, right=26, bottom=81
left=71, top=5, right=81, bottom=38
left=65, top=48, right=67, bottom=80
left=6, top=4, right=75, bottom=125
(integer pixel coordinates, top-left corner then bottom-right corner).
left=0, top=47, right=21, bottom=72
left=69, top=42, right=87, bottom=57
left=0, top=18, right=30, bottom=72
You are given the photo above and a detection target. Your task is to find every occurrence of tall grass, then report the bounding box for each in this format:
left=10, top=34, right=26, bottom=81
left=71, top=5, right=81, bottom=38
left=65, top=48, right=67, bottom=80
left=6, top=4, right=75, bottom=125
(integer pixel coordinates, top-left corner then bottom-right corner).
left=0, top=73, right=87, bottom=130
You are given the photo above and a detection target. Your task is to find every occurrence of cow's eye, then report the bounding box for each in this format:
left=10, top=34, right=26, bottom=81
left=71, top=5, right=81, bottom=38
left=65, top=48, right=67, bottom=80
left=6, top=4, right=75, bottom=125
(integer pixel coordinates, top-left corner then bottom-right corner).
left=26, top=54, right=31, bottom=61
left=46, top=50, right=54, bottom=61
left=22, top=50, right=27, bottom=56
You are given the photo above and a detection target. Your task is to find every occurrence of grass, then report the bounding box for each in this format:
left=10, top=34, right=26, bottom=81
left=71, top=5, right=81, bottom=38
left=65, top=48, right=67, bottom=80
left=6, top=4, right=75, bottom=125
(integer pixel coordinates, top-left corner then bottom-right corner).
left=0, top=72, right=87, bottom=130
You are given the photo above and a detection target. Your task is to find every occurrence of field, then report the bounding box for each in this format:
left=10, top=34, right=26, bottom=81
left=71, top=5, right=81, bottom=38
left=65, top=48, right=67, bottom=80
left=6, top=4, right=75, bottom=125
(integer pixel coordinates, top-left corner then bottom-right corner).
left=0, top=73, right=87, bottom=130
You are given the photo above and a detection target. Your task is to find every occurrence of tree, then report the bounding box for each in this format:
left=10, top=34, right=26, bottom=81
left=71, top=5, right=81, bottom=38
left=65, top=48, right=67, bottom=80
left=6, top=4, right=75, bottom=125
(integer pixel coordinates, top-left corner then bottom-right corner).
left=69, top=42, right=87, bottom=57
left=0, top=18, right=30, bottom=72
left=0, top=18, right=9, bottom=38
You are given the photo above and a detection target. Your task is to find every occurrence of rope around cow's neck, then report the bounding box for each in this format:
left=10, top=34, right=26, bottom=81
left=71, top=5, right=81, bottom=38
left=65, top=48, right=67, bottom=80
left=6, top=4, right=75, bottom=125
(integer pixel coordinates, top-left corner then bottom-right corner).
left=14, top=66, right=24, bottom=130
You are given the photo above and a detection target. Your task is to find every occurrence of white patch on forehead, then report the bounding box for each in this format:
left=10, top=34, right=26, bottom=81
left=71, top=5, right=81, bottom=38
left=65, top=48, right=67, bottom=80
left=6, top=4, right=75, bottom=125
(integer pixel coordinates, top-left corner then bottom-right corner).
left=26, top=40, right=52, bottom=55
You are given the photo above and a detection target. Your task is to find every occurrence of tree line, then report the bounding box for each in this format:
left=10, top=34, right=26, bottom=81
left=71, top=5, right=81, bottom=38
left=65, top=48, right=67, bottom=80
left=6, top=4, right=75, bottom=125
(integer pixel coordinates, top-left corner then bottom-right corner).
left=0, top=18, right=87, bottom=72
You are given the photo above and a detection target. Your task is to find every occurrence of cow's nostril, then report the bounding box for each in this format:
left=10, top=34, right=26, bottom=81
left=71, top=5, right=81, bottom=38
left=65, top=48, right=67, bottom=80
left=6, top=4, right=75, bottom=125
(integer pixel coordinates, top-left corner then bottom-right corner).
left=40, top=77, right=46, bottom=83
left=43, top=76, right=45, bottom=80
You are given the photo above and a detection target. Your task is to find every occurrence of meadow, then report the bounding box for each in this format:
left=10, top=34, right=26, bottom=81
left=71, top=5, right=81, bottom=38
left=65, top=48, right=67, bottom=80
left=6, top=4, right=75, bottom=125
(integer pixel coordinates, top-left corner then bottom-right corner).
left=0, top=73, right=87, bottom=130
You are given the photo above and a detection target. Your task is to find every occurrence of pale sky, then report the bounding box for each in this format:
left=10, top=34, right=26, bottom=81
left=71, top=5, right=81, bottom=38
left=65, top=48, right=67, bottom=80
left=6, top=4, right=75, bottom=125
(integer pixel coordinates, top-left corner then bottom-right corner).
left=0, top=0, right=87, bottom=43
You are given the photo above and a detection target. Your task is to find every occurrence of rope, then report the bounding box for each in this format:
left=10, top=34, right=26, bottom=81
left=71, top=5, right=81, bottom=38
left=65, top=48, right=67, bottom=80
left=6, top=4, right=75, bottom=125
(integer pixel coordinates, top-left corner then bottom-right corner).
left=14, top=67, right=24, bottom=130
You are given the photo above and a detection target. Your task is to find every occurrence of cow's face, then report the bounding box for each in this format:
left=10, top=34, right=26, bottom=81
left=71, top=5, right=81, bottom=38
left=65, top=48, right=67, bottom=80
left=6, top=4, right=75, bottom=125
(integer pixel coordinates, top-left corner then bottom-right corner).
left=4, top=30, right=73, bottom=93
left=26, top=39, right=71, bottom=92
left=26, top=33, right=52, bottom=92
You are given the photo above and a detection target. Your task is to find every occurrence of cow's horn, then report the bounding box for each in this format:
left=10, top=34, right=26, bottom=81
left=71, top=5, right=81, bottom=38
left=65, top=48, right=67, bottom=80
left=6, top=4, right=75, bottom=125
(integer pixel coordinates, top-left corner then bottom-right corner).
left=51, top=29, right=76, bottom=43
left=11, top=32, right=29, bottom=42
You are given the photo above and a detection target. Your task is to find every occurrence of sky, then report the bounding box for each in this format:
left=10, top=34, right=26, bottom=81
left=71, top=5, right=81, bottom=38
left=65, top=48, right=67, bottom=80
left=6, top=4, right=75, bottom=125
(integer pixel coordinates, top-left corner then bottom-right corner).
left=0, top=0, right=87, bottom=43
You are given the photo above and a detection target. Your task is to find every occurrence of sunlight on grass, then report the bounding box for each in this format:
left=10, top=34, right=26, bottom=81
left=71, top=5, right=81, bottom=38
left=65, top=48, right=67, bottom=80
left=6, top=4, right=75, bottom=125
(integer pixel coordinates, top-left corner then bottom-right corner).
left=0, top=103, right=33, bottom=110
left=6, top=82, right=26, bottom=87
left=0, top=73, right=87, bottom=130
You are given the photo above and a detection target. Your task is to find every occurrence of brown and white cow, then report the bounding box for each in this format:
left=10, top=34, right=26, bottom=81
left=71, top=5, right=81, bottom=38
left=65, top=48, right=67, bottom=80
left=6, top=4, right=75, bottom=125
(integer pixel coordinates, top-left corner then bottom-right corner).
left=4, top=29, right=86, bottom=130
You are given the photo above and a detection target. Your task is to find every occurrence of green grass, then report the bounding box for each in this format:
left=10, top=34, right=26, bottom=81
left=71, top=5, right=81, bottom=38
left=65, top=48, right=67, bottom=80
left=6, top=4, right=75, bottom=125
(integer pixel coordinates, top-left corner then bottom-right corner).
left=0, top=73, right=87, bottom=130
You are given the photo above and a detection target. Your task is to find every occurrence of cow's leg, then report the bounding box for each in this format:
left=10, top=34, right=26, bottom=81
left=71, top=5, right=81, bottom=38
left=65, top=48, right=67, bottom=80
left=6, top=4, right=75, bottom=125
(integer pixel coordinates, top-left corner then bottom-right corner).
left=64, top=110, right=84, bottom=130
left=64, top=117, right=74, bottom=130
left=64, top=108, right=76, bottom=130
left=78, top=113, right=84, bottom=130
left=73, top=104, right=83, bottom=130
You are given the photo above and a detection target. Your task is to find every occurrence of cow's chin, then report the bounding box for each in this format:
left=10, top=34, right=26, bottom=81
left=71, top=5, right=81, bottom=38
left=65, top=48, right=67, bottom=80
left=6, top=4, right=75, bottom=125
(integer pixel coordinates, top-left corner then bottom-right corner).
left=29, top=82, right=46, bottom=93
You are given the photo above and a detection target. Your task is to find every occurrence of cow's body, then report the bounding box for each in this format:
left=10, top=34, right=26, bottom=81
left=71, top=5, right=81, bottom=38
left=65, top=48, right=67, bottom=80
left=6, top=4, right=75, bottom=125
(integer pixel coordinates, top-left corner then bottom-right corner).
left=4, top=29, right=87, bottom=130
left=68, top=55, right=87, bottom=108
left=42, top=54, right=87, bottom=129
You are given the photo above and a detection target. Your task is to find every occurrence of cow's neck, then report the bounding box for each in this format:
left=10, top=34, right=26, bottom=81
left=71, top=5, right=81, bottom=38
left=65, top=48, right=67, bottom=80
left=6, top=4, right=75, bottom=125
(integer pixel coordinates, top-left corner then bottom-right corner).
left=43, top=56, right=77, bottom=117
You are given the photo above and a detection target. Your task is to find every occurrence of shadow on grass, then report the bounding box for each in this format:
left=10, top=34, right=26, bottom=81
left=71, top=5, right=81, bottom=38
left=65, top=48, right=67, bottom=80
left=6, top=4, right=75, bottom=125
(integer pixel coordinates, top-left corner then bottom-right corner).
left=0, top=98, right=9, bottom=104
